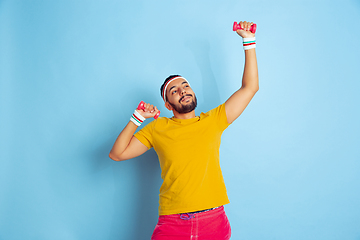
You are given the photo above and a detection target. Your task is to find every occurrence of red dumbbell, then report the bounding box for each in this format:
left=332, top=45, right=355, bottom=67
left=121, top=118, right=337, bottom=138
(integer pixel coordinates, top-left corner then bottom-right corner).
left=137, top=101, right=160, bottom=119
left=233, top=22, right=257, bottom=33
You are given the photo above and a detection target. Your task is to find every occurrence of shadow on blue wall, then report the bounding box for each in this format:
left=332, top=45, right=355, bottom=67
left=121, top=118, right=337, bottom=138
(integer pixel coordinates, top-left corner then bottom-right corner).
left=128, top=151, right=160, bottom=240
left=92, top=136, right=161, bottom=239
left=89, top=79, right=162, bottom=239
left=185, top=38, right=221, bottom=110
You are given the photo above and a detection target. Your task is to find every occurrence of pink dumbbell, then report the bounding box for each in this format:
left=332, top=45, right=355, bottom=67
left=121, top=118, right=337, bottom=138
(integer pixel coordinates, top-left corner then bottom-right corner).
left=233, top=22, right=257, bottom=33
left=137, top=101, right=160, bottom=119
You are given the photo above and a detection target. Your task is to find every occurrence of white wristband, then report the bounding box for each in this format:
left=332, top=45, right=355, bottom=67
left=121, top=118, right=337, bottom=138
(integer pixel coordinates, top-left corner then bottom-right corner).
left=243, top=37, right=256, bottom=50
left=130, top=110, right=145, bottom=126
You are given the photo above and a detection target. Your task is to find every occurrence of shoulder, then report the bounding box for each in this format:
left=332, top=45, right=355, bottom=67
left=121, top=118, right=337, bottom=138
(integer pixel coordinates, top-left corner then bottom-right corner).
left=200, top=103, right=230, bottom=130
left=201, top=103, right=226, bottom=118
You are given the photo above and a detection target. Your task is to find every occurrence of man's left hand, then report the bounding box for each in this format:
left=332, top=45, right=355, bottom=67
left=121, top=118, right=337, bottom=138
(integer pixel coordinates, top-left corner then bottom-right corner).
left=236, top=21, right=256, bottom=38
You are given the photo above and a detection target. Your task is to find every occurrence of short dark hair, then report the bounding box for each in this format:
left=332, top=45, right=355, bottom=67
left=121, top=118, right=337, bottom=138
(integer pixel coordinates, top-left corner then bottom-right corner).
left=160, top=75, right=182, bottom=101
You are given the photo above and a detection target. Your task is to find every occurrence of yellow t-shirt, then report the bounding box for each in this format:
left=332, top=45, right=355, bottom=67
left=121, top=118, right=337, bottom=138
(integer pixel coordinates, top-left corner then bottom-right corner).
left=134, top=103, right=231, bottom=215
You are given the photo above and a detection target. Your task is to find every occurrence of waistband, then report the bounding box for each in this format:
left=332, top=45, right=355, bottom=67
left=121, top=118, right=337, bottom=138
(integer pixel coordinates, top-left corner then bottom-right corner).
left=159, top=206, right=224, bottom=219
left=182, top=206, right=221, bottom=214
left=179, top=206, right=223, bottom=220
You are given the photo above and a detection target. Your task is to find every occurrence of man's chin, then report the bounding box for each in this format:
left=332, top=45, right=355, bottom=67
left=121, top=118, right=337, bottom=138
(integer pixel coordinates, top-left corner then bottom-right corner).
left=181, top=102, right=197, bottom=113
left=170, top=96, right=197, bottom=114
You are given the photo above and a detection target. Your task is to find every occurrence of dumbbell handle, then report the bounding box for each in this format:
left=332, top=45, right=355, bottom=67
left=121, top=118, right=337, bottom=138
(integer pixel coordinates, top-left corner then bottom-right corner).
left=233, top=22, right=257, bottom=33
left=137, top=101, right=160, bottom=119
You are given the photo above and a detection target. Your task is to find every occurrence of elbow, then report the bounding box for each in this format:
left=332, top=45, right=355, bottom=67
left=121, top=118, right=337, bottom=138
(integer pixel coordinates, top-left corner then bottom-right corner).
left=109, top=152, right=124, bottom=162
left=254, top=81, right=259, bottom=93
left=242, top=83, right=259, bottom=94
left=252, top=82, right=259, bottom=94
left=247, top=85, right=259, bottom=95
left=108, top=152, right=118, bottom=161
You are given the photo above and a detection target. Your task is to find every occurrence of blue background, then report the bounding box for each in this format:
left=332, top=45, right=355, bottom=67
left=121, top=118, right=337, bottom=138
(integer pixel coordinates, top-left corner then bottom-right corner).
left=1, top=0, right=360, bottom=239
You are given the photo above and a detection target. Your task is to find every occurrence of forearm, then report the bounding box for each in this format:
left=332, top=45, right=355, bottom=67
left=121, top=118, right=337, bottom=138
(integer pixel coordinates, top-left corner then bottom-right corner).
left=224, top=21, right=259, bottom=123
left=109, top=102, right=158, bottom=161
left=241, top=48, right=259, bottom=92
left=109, top=121, right=138, bottom=160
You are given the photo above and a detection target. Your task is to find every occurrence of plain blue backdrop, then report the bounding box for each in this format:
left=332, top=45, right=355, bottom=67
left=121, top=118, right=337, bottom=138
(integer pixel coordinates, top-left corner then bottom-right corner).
left=1, top=0, right=360, bottom=239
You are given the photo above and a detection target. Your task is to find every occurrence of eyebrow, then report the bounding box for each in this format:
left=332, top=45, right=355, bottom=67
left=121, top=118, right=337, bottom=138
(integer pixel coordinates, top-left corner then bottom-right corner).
left=168, top=81, right=188, bottom=93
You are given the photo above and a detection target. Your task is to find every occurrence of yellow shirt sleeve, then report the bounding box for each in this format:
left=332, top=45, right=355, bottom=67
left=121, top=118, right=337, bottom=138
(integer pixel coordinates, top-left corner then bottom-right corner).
left=134, top=119, right=156, bottom=149
left=204, top=103, right=230, bottom=131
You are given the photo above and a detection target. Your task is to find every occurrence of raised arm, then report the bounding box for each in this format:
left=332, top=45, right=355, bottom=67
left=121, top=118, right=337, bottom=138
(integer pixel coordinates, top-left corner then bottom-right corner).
left=109, top=102, right=159, bottom=161
left=225, top=21, right=259, bottom=124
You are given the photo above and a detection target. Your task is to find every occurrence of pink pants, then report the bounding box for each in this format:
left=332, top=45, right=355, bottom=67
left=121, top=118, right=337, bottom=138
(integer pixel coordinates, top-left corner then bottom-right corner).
left=151, top=206, right=231, bottom=240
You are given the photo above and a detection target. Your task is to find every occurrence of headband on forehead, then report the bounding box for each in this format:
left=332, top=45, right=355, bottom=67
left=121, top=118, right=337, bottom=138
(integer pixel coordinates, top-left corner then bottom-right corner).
left=162, top=76, right=190, bottom=102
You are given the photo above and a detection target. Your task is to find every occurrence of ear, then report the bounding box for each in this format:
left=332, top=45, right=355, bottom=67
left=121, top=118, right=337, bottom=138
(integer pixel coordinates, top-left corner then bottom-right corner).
left=165, top=102, right=173, bottom=111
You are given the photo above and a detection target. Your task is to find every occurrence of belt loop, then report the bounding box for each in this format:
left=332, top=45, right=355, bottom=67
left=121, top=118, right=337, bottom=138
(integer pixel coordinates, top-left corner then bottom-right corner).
left=180, top=213, right=194, bottom=220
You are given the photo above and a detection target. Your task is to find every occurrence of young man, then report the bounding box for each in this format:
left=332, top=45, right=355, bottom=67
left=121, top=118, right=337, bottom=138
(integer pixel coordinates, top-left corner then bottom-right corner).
left=109, top=21, right=258, bottom=240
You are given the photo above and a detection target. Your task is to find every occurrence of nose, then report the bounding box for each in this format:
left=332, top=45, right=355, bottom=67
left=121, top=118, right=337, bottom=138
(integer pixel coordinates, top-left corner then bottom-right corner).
left=180, top=87, right=186, bottom=95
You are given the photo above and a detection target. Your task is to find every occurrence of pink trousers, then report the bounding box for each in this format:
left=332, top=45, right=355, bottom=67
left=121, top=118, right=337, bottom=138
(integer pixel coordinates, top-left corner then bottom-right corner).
left=151, top=206, right=231, bottom=240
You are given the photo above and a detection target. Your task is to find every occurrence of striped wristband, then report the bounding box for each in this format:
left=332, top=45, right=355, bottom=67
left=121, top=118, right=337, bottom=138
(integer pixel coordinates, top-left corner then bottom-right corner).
left=130, top=110, right=146, bottom=127
left=243, top=37, right=256, bottom=50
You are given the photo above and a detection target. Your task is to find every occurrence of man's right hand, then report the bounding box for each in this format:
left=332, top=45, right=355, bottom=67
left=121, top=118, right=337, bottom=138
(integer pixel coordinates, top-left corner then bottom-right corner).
left=137, top=102, right=160, bottom=119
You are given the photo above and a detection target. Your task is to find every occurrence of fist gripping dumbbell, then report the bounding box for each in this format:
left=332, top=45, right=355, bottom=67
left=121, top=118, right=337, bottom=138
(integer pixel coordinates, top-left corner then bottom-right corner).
left=233, top=22, right=257, bottom=33
left=137, top=101, right=160, bottom=119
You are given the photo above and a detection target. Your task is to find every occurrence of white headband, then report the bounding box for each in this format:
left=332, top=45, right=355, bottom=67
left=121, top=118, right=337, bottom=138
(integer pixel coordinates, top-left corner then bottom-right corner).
left=162, top=77, right=190, bottom=102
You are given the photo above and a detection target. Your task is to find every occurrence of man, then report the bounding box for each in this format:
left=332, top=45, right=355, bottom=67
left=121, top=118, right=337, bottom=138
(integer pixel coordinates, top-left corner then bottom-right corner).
left=109, top=21, right=258, bottom=240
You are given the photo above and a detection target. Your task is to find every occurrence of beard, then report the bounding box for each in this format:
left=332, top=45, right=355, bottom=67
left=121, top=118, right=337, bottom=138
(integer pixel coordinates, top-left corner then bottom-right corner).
left=169, top=94, right=197, bottom=114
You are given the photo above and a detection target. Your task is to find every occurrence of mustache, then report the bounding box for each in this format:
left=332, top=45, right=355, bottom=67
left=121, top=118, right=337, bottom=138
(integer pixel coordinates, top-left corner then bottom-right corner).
left=179, top=94, right=193, bottom=103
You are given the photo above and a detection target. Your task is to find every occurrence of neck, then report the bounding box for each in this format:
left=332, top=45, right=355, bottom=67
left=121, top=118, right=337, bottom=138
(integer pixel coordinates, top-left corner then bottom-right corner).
left=173, top=110, right=196, bottom=119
